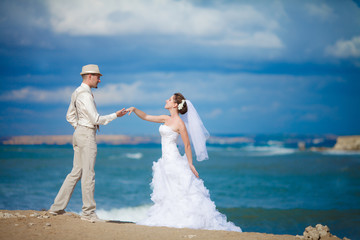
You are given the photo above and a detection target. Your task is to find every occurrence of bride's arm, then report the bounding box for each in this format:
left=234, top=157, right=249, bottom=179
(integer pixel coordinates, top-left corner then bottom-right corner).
left=179, top=122, right=199, bottom=178
left=126, top=107, right=168, bottom=123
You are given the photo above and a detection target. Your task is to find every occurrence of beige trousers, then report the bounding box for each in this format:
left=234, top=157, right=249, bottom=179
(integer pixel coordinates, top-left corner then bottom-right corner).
left=49, top=125, right=97, bottom=216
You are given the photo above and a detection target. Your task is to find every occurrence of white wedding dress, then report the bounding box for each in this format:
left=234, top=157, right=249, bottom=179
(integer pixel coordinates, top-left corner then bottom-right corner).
left=137, top=124, right=242, bottom=232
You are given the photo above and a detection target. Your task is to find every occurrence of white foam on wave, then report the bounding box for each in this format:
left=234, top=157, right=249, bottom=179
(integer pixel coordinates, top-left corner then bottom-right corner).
left=242, top=145, right=296, bottom=156
left=125, top=153, right=143, bottom=159
left=320, top=150, right=360, bottom=155
left=96, top=204, right=151, bottom=222
left=267, top=140, right=284, bottom=146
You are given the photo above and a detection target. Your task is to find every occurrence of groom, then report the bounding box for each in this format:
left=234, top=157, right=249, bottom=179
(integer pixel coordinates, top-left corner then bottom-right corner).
left=49, top=64, right=127, bottom=222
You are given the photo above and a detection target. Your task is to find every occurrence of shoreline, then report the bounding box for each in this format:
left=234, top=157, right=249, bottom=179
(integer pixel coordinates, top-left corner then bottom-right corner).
left=0, top=210, right=346, bottom=240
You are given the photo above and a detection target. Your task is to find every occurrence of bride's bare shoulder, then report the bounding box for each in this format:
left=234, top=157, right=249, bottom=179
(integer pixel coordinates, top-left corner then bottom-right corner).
left=176, top=117, right=186, bottom=131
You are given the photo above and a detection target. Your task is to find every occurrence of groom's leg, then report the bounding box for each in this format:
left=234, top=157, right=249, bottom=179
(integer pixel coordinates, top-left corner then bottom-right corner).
left=80, top=127, right=97, bottom=216
left=49, top=133, right=82, bottom=212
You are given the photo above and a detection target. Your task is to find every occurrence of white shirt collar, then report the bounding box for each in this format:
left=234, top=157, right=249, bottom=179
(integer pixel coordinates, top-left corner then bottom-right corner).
left=81, top=82, right=92, bottom=92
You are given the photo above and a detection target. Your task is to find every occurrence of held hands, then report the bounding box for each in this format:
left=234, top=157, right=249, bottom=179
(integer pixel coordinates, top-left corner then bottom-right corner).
left=189, top=164, right=199, bottom=178
left=116, top=108, right=128, bottom=117
left=126, top=107, right=135, bottom=115
left=116, top=107, right=136, bottom=117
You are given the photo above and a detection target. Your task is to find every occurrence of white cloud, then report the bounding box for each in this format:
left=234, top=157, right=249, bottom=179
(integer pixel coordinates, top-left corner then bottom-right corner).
left=202, top=31, right=283, bottom=48
left=45, top=0, right=283, bottom=48
left=0, top=71, right=234, bottom=106
left=305, top=3, right=334, bottom=20
left=94, top=81, right=165, bottom=105
left=299, top=113, right=318, bottom=122
left=0, top=71, right=342, bottom=112
left=205, top=108, right=222, bottom=119
left=0, top=81, right=162, bottom=105
left=0, top=86, right=73, bottom=103
left=325, top=36, right=360, bottom=58
left=105, top=71, right=238, bottom=104
left=237, top=101, right=281, bottom=114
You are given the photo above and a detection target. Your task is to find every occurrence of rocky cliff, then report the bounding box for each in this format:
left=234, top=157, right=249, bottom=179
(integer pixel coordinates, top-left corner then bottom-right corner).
left=333, top=135, right=360, bottom=151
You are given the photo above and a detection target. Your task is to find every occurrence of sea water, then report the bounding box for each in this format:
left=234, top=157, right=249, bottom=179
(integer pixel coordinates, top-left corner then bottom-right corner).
left=0, top=143, right=359, bottom=239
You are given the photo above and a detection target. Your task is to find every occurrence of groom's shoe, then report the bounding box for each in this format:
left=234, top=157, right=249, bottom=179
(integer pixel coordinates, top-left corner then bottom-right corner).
left=48, top=209, right=66, bottom=216
left=81, top=213, right=105, bottom=223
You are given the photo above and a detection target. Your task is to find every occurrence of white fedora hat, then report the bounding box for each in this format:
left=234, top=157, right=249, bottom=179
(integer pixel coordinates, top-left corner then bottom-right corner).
left=80, top=64, right=102, bottom=76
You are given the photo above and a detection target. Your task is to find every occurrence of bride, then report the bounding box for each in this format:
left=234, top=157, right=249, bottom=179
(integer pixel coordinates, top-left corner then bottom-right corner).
left=126, top=93, right=241, bottom=232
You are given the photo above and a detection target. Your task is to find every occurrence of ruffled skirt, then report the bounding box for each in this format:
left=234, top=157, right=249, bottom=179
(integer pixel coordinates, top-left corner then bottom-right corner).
left=137, top=154, right=242, bottom=232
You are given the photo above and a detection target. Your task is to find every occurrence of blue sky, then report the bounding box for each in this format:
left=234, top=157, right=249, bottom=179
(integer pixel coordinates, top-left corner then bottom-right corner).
left=0, top=0, right=359, bottom=136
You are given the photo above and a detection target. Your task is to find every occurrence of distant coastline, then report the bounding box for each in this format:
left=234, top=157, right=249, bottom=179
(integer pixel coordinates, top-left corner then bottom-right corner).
left=0, top=135, right=255, bottom=146
left=0, top=134, right=341, bottom=148
left=2, top=134, right=359, bottom=152
left=1, top=135, right=156, bottom=146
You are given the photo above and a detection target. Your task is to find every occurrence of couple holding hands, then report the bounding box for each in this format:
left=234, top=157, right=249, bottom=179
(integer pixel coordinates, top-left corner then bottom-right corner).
left=48, top=64, right=241, bottom=232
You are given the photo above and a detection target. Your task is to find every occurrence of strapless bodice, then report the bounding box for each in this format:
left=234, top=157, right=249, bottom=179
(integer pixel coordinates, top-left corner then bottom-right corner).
left=159, top=125, right=181, bottom=160
left=160, top=124, right=179, bottom=142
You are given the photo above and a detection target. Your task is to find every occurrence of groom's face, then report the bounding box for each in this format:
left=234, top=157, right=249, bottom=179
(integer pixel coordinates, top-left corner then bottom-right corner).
left=90, top=74, right=101, bottom=88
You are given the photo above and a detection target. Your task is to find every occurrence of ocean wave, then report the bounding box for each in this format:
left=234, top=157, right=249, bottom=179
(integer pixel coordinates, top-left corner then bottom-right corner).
left=320, top=150, right=360, bottom=155
left=125, top=153, right=143, bottom=159
left=96, top=204, right=151, bottom=222
left=267, top=140, right=284, bottom=146
left=242, top=145, right=297, bottom=156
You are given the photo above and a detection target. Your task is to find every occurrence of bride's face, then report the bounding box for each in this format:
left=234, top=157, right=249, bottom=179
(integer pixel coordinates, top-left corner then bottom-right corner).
left=165, top=95, right=176, bottom=110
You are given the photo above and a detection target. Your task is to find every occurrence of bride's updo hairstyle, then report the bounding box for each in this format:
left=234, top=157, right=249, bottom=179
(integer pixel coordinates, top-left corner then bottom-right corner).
left=174, top=93, right=188, bottom=114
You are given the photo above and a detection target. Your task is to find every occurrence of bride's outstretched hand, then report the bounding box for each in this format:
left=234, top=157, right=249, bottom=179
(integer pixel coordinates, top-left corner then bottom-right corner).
left=126, top=107, right=135, bottom=115
left=190, top=164, right=199, bottom=178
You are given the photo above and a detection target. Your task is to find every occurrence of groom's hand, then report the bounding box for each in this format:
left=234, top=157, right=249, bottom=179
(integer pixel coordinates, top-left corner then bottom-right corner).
left=116, top=108, right=128, bottom=117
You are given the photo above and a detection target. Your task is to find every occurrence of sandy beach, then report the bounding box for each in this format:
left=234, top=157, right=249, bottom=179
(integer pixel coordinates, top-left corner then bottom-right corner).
left=0, top=210, right=347, bottom=240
